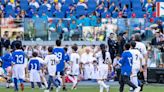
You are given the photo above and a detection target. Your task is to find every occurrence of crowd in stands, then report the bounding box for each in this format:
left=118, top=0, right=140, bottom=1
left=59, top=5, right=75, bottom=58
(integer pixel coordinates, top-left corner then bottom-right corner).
left=0, top=0, right=162, bottom=19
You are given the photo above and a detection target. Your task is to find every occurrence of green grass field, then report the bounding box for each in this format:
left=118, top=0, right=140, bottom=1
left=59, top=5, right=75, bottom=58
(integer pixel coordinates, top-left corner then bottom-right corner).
left=0, top=84, right=164, bottom=92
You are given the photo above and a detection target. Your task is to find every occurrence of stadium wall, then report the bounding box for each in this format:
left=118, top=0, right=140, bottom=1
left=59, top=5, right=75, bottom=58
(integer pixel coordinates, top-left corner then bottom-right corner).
left=22, top=41, right=107, bottom=46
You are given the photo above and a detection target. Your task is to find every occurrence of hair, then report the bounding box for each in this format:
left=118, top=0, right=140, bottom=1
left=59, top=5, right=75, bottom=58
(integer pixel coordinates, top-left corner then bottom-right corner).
left=64, top=47, right=68, bottom=52
left=124, top=43, right=131, bottom=50
left=135, top=34, right=141, bottom=42
left=32, top=52, right=38, bottom=57
left=100, top=44, right=106, bottom=62
left=16, top=36, right=21, bottom=40
left=48, top=46, right=53, bottom=53
left=72, top=45, right=78, bottom=52
left=56, top=39, right=61, bottom=46
left=130, top=41, right=136, bottom=48
left=15, top=43, right=22, bottom=49
left=93, top=60, right=98, bottom=65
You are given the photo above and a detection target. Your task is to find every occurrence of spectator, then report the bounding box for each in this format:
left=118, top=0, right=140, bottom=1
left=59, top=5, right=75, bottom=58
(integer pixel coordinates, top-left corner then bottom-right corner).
left=42, top=0, right=51, bottom=10
left=107, top=33, right=117, bottom=61
left=19, top=10, right=27, bottom=18
left=10, top=32, right=17, bottom=41
left=11, top=36, right=22, bottom=50
left=53, top=0, right=62, bottom=11
left=1, top=31, right=10, bottom=50
left=122, top=4, right=129, bottom=18
left=29, top=0, right=40, bottom=9
left=70, top=20, right=79, bottom=39
left=157, top=20, right=163, bottom=34
left=77, top=0, right=87, bottom=9
left=8, top=0, right=15, bottom=8
left=41, top=12, right=48, bottom=22
left=151, top=31, right=161, bottom=46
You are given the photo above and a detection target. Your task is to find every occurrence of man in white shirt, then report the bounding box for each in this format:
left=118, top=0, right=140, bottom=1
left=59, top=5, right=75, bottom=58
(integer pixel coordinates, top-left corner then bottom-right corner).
left=81, top=47, right=94, bottom=80
left=135, top=34, right=147, bottom=91
left=129, top=41, right=143, bottom=91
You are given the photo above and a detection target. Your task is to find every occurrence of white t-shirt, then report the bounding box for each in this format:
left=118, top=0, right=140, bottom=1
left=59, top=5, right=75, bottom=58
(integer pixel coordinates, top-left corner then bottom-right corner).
left=45, top=54, right=59, bottom=76
left=135, top=41, right=147, bottom=55
left=129, top=49, right=143, bottom=69
left=81, top=53, right=93, bottom=64
left=95, top=51, right=112, bottom=65
left=70, top=53, right=80, bottom=67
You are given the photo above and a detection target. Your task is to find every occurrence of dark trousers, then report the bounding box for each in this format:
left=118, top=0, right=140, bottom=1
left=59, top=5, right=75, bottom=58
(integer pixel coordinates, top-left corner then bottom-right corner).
left=119, top=75, right=137, bottom=92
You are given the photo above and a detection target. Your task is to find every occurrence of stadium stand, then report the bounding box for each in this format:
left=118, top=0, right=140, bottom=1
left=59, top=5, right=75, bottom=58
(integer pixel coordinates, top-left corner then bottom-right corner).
left=0, top=0, right=160, bottom=18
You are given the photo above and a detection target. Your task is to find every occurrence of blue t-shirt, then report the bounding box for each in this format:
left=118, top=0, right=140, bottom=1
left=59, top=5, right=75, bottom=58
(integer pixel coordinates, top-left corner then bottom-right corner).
left=53, top=47, right=65, bottom=72
left=119, top=50, right=133, bottom=76
left=12, top=50, right=25, bottom=65
left=28, top=58, right=40, bottom=71
left=1, top=53, right=12, bottom=69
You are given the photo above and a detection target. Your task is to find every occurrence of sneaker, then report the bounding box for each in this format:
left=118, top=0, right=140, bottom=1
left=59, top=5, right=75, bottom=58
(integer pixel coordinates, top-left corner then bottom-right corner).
left=62, top=86, right=67, bottom=91
left=134, top=87, right=141, bottom=92
left=44, top=90, right=50, bottom=92
left=106, top=86, right=110, bottom=92
left=72, top=83, right=78, bottom=90
left=20, top=83, right=24, bottom=92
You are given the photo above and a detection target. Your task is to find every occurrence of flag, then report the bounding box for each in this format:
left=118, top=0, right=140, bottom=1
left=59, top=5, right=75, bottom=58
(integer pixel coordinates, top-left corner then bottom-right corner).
left=156, top=2, right=164, bottom=17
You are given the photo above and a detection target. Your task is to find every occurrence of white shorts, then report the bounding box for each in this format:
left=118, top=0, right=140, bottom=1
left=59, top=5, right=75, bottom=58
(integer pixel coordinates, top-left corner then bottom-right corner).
left=131, top=67, right=140, bottom=77
left=97, top=65, right=108, bottom=79
left=48, top=67, right=56, bottom=76
left=30, top=70, right=41, bottom=82
left=12, top=64, right=25, bottom=80
left=72, top=66, right=79, bottom=76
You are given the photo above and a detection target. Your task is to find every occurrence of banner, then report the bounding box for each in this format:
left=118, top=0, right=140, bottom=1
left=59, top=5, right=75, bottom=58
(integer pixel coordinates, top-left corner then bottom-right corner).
left=156, top=2, right=164, bottom=17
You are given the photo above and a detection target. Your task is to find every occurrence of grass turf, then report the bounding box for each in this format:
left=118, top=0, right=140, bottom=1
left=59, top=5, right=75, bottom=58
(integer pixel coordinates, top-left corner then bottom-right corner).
left=0, top=85, right=163, bottom=92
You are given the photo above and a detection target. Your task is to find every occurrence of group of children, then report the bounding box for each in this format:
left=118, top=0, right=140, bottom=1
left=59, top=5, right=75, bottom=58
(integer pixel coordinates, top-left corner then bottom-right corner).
left=0, top=37, right=147, bottom=92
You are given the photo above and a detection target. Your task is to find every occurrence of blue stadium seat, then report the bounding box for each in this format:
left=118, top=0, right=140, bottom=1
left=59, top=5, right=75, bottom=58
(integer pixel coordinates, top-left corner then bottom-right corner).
left=38, top=5, right=48, bottom=16
left=61, top=5, right=69, bottom=13
left=29, top=5, right=37, bottom=12
left=5, top=5, right=13, bottom=13
left=1, top=0, right=5, bottom=5
left=76, top=6, right=85, bottom=11
left=65, top=0, right=74, bottom=5
left=55, top=12, right=65, bottom=18
left=20, top=0, right=29, bottom=11
left=112, top=12, right=118, bottom=18
left=120, top=0, right=131, bottom=9
left=135, top=11, right=144, bottom=18
left=101, top=12, right=111, bottom=18
left=46, top=11, right=53, bottom=17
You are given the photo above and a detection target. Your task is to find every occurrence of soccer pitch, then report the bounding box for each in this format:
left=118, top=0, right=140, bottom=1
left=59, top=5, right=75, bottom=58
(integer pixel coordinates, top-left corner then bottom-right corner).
left=0, top=84, right=164, bottom=92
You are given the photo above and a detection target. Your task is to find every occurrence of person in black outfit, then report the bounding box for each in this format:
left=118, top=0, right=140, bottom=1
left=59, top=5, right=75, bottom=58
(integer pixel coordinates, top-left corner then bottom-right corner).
left=11, top=36, right=22, bottom=51
left=107, top=33, right=117, bottom=62
left=151, top=31, right=160, bottom=46
left=1, top=32, right=10, bottom=50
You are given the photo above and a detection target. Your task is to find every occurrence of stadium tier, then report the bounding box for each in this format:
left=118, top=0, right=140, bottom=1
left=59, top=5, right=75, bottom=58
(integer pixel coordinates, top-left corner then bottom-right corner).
left=0, top=0, right=163, bottom=18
